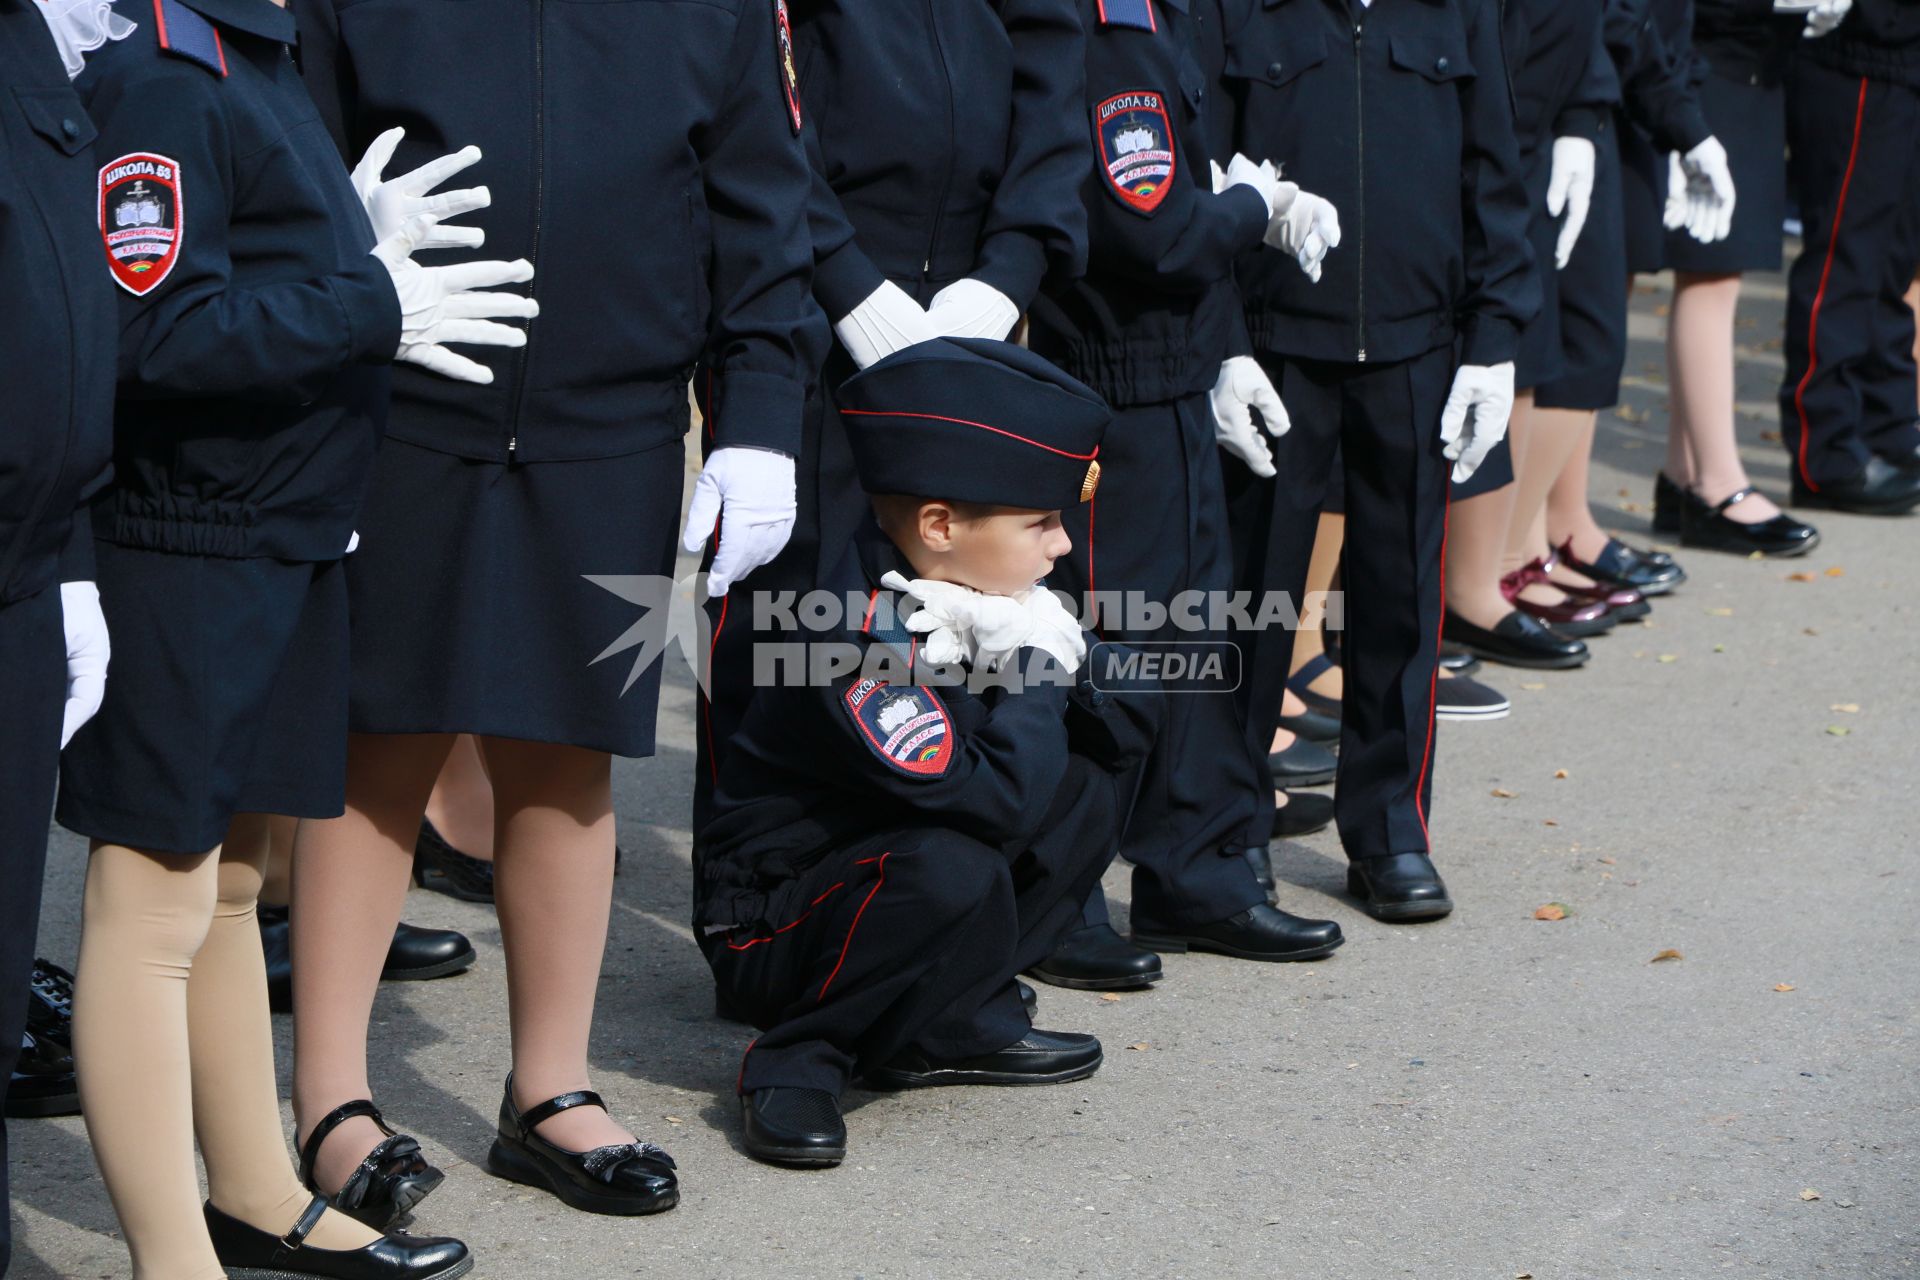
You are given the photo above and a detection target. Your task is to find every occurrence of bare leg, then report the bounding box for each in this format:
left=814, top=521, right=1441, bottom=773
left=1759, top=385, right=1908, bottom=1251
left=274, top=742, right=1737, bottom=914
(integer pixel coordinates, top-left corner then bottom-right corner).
left=425, top=734, right=496, bottom=862
left=1544, top=410, right=1615, bottom=559
left=1290, top=512, right=1346, bottom=701
left=1446, top=391, right=1531, bottom=630
left=479, top=736, right=634, bottom=1152
left=290, top=733, right=455, bottom=1194
left=1667, top=271, right=1782, bottom=522
left=260, top=815, right=296, bottom=908
left=1505, top=405, right=1590, bottom=608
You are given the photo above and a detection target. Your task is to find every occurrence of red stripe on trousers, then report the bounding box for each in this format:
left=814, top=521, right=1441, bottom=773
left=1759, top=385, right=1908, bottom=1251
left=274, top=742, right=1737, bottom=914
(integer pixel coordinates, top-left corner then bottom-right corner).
left=817, top=853, right=890, bottom=1002
left=1413, top=478, right=1453, bottom=849
left=1792, top=77, right=1871, bottom=493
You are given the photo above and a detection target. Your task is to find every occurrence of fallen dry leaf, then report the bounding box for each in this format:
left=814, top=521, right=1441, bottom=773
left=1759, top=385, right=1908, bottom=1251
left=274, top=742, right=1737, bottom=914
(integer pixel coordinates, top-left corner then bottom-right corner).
left=663, top=1115, right=683, bottom=1125
left=1491, top=787, right=1518, bottom=799
left=1787, top=571, right=1816, bottom=583
left=1774, top=983, right=1796, bottom=993
left=1651, top=949, right=1683, bottom=963
left=1658, top=654, right=1679, bottom=664
left=1099, top=992, right=1123, bottom=1003
left=1598, top=857, right=1617, bottom=865
left=1553, top=769, right=1569, bottom=779
left=1714, top=644, right=1727, bottom=653
left=1759, top=430, right=1781, bottom=443
left=1800, top=1188, right=1821, bottom=1201
left=1706, top=607, right=1735, bottom=617
left=1520, top=682, right=1546, bottom=691
left=1127, top=1043, right=1151, bottom=1051
left=1803, top=627, right=1819, bottom=636
left=1617, top=488, right=1632, bottom=498
left=1826, top=725, right=1851, bottom=737
left=1749, top=550, right=1766, bottom=561
left=1824, top=566, right=1845, bottom=577
left=1618, top=501, right=1644, bottom=513
left=1831, top=703, right=1860, bottom=714
left=1543, top=819, right=1559, bottom=827
left=1533, top=903, right=1569, bottom=921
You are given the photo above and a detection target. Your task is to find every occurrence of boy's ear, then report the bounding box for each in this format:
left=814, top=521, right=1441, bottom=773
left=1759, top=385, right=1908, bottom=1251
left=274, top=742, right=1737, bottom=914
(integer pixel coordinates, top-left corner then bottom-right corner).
left=918, top=501, right=956, bottom=553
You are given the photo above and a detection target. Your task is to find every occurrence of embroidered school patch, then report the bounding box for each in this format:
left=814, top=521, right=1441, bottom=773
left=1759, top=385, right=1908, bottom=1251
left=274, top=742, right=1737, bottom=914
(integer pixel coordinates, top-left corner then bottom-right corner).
left=99, top=152, right=181, bottom=296
left=843, top=678, right=953, bottom=778
left=1095, top=91, right=1174, bottom=217
left=775, top=0, right=802, bottom=135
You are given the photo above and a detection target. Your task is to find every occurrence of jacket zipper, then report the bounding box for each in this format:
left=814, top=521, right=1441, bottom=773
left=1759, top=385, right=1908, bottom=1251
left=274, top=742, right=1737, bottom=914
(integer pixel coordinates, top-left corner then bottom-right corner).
left=1352, top=7, right=1367, bottom=363
left=924, top=0, right=955, bottom=284
left=507, top=0, right=548, bottom=458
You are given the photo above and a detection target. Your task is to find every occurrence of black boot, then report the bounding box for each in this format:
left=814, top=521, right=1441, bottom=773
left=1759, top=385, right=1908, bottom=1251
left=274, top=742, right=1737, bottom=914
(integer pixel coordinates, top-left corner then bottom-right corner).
left=1131, top=905, right=1343, bottom=961
left=1347, top=853, right=1453, bottom=921
left=741, top=1087, right=847, bottom=1168
left=1026, top=924, right=1162, bottom=991
left=203, top=1198, right=471, bottom=1280
left=486, top=1076, right=679, bottom=1216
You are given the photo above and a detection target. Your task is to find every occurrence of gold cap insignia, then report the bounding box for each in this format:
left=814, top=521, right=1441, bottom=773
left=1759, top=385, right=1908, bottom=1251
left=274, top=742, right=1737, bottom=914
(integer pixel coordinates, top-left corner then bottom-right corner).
left=1080, top=460, right=1102, bottom=502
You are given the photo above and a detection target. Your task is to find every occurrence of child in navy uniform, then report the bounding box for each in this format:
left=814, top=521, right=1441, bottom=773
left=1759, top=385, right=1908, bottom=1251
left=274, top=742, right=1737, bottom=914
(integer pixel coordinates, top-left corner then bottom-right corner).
left=697, top=339, right=1163, bottom=1169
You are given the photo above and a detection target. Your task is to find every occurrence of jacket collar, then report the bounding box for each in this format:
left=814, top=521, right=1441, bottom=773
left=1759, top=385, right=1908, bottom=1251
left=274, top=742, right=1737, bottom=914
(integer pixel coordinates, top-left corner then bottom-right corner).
left=176, top=0, right=295, bottom=44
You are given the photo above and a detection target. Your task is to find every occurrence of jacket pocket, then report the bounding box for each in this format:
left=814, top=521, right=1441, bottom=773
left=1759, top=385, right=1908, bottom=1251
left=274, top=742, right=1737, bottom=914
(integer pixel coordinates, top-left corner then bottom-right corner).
left=1387, top=30, right=1475, bottom=84
left=1223, top=31, right=1330, bottom=90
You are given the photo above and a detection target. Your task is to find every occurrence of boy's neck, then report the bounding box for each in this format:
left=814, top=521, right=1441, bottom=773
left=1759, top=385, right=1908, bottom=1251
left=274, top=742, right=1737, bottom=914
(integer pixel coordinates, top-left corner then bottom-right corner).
left=881, top=528, right=979, bottom=594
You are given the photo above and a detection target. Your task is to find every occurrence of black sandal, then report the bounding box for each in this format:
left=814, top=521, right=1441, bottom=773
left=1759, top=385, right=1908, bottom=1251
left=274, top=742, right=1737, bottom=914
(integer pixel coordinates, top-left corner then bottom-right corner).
left=485, top=1075, right=678, bottom=1216
left=299, top=1100, right=445, bottom=1230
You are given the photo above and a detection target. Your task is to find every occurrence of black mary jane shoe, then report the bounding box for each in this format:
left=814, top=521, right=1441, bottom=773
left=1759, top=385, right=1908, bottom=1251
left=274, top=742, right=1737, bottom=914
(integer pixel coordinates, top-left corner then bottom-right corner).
left=1269, top=738, right=1336, bottom=787
left=204, top=1198, right=471, bottom=1280
left=1285, top=653, right=1343, bottom=719
left=1132, top=904, right=1343, bottom=962
left=486, top=1077, right=679, bottom=1216
left=1277, top=707, right=1341, bottom=746
left=1682, top=485, right=1821, bottom=557
left=1653, top=471, right=1702, bottom=535
left=741, top=1087, right=847, bottom=1168
left=412, top=820, right=495, bottom=904
left=1346, top=853, right=1453, bottom=922
left=300, top=1100, right=445, bottom=1231
left=1273, top=789, right=1334, bottom=838
left=1027, top=924, right=1163, bottom=991
left=1555, top=537, right=1686, bottom=597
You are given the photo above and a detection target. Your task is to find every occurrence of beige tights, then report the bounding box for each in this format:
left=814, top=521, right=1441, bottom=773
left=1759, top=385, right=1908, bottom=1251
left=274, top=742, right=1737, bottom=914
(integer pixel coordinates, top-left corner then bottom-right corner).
left=74, top=819, right=379, bottom=1280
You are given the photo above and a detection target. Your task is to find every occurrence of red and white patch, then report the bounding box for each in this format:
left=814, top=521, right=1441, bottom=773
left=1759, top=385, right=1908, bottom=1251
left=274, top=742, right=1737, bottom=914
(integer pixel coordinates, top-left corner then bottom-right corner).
left=775, top=0, right=803, bottom=135
left=1094, top=91, right=1175, bottom=217
left=843, top=678, right=952, bottom=778
left=99, top=152, right=182, bottom=296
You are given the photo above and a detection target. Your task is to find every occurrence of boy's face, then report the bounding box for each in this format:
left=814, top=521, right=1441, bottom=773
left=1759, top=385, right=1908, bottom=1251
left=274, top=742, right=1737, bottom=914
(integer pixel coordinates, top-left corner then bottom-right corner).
left=901, top=502, right=1073, bottom=597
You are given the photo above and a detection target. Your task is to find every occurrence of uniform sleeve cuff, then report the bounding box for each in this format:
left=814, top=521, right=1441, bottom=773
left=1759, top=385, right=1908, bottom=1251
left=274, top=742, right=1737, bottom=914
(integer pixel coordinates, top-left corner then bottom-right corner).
left=1460, top=315, right=1521, bottom=367
left=1668, top=105, right=1713, bottom=155
left=331, top=255, right=405, bottom=364
left=714, top=369, right=805, bottom=456
left=814, top=238, right=890, bottom=322
left=1554, top=106, right=1607, bottom=141
left=971, top=232, right=1048, bottom=312
left=57, top=512, right=95, bottom=583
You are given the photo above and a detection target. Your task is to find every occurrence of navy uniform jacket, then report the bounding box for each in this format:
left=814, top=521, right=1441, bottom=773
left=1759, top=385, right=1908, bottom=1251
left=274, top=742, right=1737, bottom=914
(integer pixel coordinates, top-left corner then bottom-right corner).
left=294, top=0, right=815, bottom=460
left=795, top=0, right=1091, bottom=318
left=1027, top=0, right=1269, bottom=408
left=0, top=0, right=114, bottom=604
left=1507, top=0, right=1619, bottom=161
left=1606, top=0, right=1714, bottom=152
left=1208, top=0, right=1538, bottom=368
left=72, top=0, right=401, bottom=561
left=696, top=521, right=1161, bottom=928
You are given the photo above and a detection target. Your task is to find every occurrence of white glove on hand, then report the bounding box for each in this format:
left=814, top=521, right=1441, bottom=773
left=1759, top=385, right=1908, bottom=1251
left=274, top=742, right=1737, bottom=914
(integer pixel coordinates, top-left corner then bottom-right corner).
left=680, top=447, right=798, bottom=598
left=1438, top=361, right=1516, bottom=483
left=833, top=280, right=937, bottom=369
left=352, top=128, right=489, bottom=252
left=1777, top=0, right=1851, bottom=37
left=1663, top=137, right=1736, bottom=245
left=1546, top=136, right=1596, bottom=269
left=1020, top=585, right=1088, bottom=675
left=1221, top=152, right=1283, bottom=218
left=371, top=235, right=538, bottom=384
left=881, top=572, right=1034, bottom=670
left=59, top=580, right=109, bottom=749
left=1263, top=181, right=1342, bottom=282
left=926, top=278, right=1021, bottom=342
left=1209, top=356, right=1291, bottom=478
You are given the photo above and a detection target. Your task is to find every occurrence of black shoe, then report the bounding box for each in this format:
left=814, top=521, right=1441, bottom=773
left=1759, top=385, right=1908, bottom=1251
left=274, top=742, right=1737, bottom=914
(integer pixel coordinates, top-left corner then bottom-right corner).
left=299, top=1100, right=446, bottom=1231
left=1791, top=455, right=1920, bottom=515
left=740, top=1087, right=846, bottom=1168
left=205, top=1198, right=470, bottom=1280
left=1274, top=789, right=1334, bottom=838
left=413, top=819, right=495, bottom=904
left=5, top=1027, right=78, bottom=1119
left=1269, top=738, right=1336, bottom=787
left=261, top=905, right=295, bottom=1014
left=1653, top=471, right=1702, bottom=534
left=1017, top=979, right=1038, bottom=1020
left=24, top=958, right=74, bottom=1042
left=1438, top=647, right=1482, bottom=676
left=1884, top=439, right=1920, bottom=473
left=1132, top=904, right=1343, bottom=962
left=1682, top=485, right=1821, bottom=556
left=1435, top=673, right=1510, bottom=721
left=1347, top=853, right=1453, bottom=922
left=1555, top=536, right=1686, bottom=596
left=382, top=924, right=477, bottom=983
left=1241, top=844, right=1275, bottom=897
left=1285, top=653, right=1342, bottom=718
left=1277, top=708, right=1341, bottom=746
left=486, top=1076, right=679, bottom=1216
left=1443, top=610, right=1589, bottom=670
left=867, top=1029, right=1103, bottom=1088
left=1027, top=924, right=1163, bottom=991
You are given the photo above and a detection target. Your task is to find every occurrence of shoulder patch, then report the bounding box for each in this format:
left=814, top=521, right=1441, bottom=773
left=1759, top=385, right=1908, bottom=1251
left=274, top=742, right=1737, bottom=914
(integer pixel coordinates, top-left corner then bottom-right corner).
left=1094, top=91, right=1176, bottom=218
left=842, top=678, right=953, bottom=779
left=1095, top=0, right=1157, bottom=30
left=775, top=0, right=802, bottom=135
left=99, top=152, right=182, bottom=296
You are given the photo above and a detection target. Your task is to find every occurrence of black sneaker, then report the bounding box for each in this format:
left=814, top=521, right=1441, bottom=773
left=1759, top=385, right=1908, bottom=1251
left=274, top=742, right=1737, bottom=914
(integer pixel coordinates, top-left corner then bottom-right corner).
left=1435, top=673, right=1510, bottom=721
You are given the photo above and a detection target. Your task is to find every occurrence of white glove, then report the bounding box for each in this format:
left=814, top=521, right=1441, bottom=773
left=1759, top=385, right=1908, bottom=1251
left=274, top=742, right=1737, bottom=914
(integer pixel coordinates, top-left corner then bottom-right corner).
left=1220, top=153, right=1283, bottom=219
left=1546, top=136, right=1596, bottom=269
left=680, top=447, right=798, bottom=598
left=925, top=278, right=1021, bottom=342
left=1663, top=138, right=1736, bottom=245
left=833, top=280, right=937, bottom=369
left=351, top=128, right=489, bottom=252
left=881, top=572, right=1034, bottom=670
left=1777, top=0, right=1851, bottom=37
left=1020, top=585, right=1088, bottom=675
left=371, top=235, right=538, bottom=384
left=59, top=580, right=110, bottom=749
left=1209, top=356, right=1291, bottom=478
left=1438, top=361, right=1515, bottom=484
left=1264, top=182, right=1341, bottom=282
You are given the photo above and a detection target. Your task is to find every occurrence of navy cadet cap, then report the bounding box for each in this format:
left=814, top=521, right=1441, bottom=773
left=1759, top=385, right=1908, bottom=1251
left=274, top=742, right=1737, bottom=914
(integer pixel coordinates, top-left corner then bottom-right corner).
left=836, top=338, right=1111, bottom=510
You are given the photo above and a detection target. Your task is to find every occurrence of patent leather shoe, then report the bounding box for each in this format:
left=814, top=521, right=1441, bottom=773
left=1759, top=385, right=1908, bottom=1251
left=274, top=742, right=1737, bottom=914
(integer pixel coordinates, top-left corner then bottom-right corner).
left=486, top=1077, right=678, bottom=1215
left=203, top=1198, right=471, bottom=1280
left=1442, top=610, right=1589, bottom=670
left=1685, top=485, right=1821, bottom=555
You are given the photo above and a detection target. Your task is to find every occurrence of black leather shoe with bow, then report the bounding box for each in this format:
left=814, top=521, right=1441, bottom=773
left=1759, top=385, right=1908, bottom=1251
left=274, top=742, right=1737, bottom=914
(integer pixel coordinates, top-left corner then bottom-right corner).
left=204, top=1198, right=471, bottom=1280
left=299, top=1100, right=445, bottom=1230
left=485, top=1077, right=679, bottom=1216
left=1347, top=853, right=1453, bottom=921
left=1132, top=904, right=1343, bottom=962
left=741, top=1087, right=847, bottom=1168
